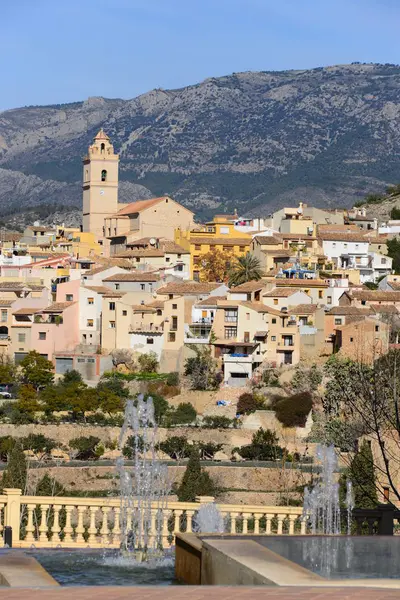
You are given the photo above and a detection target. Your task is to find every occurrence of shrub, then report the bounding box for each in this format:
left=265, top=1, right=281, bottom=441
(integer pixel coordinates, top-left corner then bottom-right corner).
left=166, top=402, right=197, bottom=426
left=274, top=392, right=313, bottom=428
left=202, top=416, right=238, bottom=429
left=198, top=442, right=223, bottom=460
left=157, top=436, right=191, bottom=459
left=22, top=434, right=57, bottom=459
left=177, top=447, right=218, bottom=501
left=142, top=393, right=169, bottom=424
left=1, top=440, right=27, bottom=491
left=35, top=473, right=65, bottom=496
left=138, top=352, right=159, bottom=373
left=147, top=382, right=180, bottom=398
left=262, top=369, right=281, bottom=387
left=166, top=372, right=179, bottom=386
left=235, top=428, right=285, bottom=461
left=237, top=392, right=266, bottom=415
left=122, top=435, right=144, bottom=459
left=97, top=376, right=129, bottom=399
left=69, top=436, right=102, bottom=460
left=184, top=347, right=220, bottom=391
left=0, top=436, right=15, bottom=461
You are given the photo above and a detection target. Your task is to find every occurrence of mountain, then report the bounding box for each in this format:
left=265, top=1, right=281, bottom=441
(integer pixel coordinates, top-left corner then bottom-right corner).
left=2, top=63, right=400, bottom=222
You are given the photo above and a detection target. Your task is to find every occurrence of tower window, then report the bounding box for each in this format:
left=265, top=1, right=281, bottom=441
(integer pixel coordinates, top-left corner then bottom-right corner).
left=101, top=143, right=105, bottom=153
left=85, top=169, right=89, bottom=182
left=101, top=169, right=107, bottom=182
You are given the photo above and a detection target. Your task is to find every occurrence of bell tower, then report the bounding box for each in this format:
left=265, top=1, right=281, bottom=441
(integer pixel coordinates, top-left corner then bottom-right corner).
left=82, top=129, right=119, bottom=239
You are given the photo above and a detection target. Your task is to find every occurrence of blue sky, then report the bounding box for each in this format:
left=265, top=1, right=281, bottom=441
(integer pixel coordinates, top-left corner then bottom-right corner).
left=1, top=0, right=399, bottom=109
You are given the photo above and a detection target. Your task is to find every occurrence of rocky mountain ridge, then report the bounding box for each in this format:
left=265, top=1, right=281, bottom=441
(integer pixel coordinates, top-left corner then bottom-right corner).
left=2, top=63, right=400, bottom=221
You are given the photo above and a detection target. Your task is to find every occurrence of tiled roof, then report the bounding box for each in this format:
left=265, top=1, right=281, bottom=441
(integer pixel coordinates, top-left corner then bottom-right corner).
left=0, top=281, right=28, bottom=290
left=268, top=249, right=295, bottom=257
left=132, top=305, right=157, bottom=313
left=103, top=272, right=160, bottom=282
left=162, top=241, right=189, bottom=254
left=84, top=265, right=114, bottom=276
left=42, top=301, right=76, bottom=313
left=288, top=304, right=318, bottom=315
left=263, top=288, right=300, bottom=298
left=84, top=286, right=115, bottom=295
left=116, top=197, right=171, bottom=216
left=280, top=233, right=317, bottom=240
left=0, top=232, right=22, bottom=242
left=0, top=299, right=13, bottom=307
left=387, top=281, right=400, bottom=291
left=157, top=282, right=221, bottom=295
left=26, top=226, right=54, bottom=233
left=317, top=224, right=360, bottom=233
left=327, top=306, right=375, bottom=315
left=252, top=235, right=282, bottom=245
left=275, top=278, right=329, bottom=288
left=94, top=128, right=110, bottom=140
left=370, top=304, right=399, bottom=314
left=349, top=215, right=375, bottom=222
left=196, top=295, right=227, bottom=306
left=28, top=284, right=45, bottom=291
left=351, top=290, right=400, bottom=301
left=13, top=307, right=38, bottom=315
left=147, top=300, right=164, bottom=309
left=318, top=232, right=369, bottom=242
left=190, top=237, right=251, bottom=246
left=229, top=280, right=266, bottom=292
left=126, top=237, right=154, bottom=247
left=241, top=301, right=282, bottom=315
left=115, top=249, right=165, bottom=258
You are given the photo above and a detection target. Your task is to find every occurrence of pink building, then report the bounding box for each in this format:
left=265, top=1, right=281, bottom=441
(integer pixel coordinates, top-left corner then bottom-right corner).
left=31, top=301, right=80, bottom=362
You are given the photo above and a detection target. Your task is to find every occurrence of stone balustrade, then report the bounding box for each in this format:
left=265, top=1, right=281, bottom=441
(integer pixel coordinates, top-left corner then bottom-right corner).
left=0, top=489, right=306, bottom=548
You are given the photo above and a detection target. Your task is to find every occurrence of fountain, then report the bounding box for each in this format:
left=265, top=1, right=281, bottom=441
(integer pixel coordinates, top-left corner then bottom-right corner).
left=194, top=503, right=225, bottom=534
left=116, top=395, right=170, bottom=561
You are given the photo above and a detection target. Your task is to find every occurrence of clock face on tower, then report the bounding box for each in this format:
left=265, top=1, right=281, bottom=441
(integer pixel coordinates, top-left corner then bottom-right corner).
left=100, top=190, right=104, bottom=195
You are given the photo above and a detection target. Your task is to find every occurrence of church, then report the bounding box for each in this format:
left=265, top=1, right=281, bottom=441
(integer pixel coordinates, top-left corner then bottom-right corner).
left=82, top=130, right=195, bottom=254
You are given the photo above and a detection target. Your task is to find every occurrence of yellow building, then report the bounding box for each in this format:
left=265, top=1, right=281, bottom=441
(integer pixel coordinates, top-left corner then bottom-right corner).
left=175, top=215, right=252, bottom=280
left=56, top=231, right=102, bottom=259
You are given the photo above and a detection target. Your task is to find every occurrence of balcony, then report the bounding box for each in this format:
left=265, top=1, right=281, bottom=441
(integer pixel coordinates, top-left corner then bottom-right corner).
left=184, top=323, right=210, bottom=344
left=223, top=353, right=255, bottom=364
left=224, top=316, right=238, bottom=323
left=130, top=324, right=163, bottom=334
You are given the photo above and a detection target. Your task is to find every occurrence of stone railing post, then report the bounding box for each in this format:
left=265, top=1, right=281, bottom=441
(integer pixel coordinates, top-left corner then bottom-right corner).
left=3, top=489, right=22, bottom=543
left=195, top=496, right=215, bottom=503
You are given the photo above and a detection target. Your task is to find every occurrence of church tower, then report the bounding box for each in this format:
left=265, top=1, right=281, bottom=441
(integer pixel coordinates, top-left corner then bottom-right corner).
left=82, top=129, right=119, bottom=238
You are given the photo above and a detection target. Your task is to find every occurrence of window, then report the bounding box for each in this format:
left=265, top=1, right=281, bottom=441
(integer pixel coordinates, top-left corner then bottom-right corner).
left=224, top=310, right=237, bottom=322
left=87, top=358, right=95, bottom=363
left=333, top=243, right=336, bottom=247
left=100, top=143, right=105, bottom=153
left=0, top=310, right=7, bottom=323
left=375, top=325, right=379, bottom=332
left=85, top=169, right=89, bottom=181
left=274, top=299, right=278, bottom=305
left=271, top=335, right=276, bottom=341
left=177, top=254, right=181, bottom=258
left=344, top=243, right=347, bottom=248
left=157, top=309, right=162, bottom=316
left=272, top=318, right=277, bottom=324
left=168, top=332, right=176, bottom=342
left=220, top=226, right=229, bottom=234
left=195, top=244, right=201, bottom=251
left=109, top=302, right=115, bottom=311
left=77, top=358, right=85, bottom=363
left=327, top=296, right=332, bottom=304
left=109, top=321, right=116, bottom=329
left=382, top=258, right=387, bottom=264
left=239, top=246, right=245, bottom=252
left=18, top=333, right=25, bottom=343
left=175, top=264, right=183, bottom=272
left=39, top=332, right=46, bottom=340
left=122, top=310, right=127, bottom=316
left=87, top=297, right=94, bottom=305
left=246, top=312, right=250, bottom=320
left=115, top=284, right=120, bottom=290
left=146, top=338, right=154, bottom=344
left=350, top=337, right=354, bottom=342
left=334, top=318, right=342, bottom=325
left=223, top=246, right=230, bottom=252
left=166, top=257, right=170, bottom=263
left=140, top=284, right=145, bottom=291
left=171, top=316, right=178, bottom=331
left=87, top=319, right=94, bottom=327
left=224, top=326, right=237, bottom=339
left=168, top=294, right=173, bottom=300
left=101, top=169, right=107, bottom=182
left=66, top=294, right=73, bottom=301
left=318, top=290, right=323, bottom=299
left=172, top=303, right=178, bottom=310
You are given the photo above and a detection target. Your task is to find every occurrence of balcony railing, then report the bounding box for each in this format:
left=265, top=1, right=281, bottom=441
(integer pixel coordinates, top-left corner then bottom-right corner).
left=224, top=316, right=238, bottom=323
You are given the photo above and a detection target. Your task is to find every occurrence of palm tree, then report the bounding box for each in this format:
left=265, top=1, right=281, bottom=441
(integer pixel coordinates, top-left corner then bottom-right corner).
left=228, top=253, right=263, bottom=287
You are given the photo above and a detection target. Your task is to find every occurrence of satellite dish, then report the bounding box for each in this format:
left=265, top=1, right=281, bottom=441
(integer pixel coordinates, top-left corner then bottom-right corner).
left=149, top=238, right=157, bottom=246
left=33, top=221, right=40, bottom=226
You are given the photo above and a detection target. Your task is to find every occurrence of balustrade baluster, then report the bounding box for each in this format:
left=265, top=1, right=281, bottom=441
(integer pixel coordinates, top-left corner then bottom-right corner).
left=0, top=503, right=4, bottom=538
left=112, top=507, right=121, bottom=546
left=173, top=509, right=183, bottom=542
left=25, top=504, right=36, bottom=543
left=230, top=512, right=238, bottom=534
left=75, top=506, right=86, bottom=544
left=52, top=505, right=62, bottom=542
left=253, top=513, right=263, bottom=535
left=101, top=507, right=110, bottom=544
left=300, top=515, right=307, bottom=535
left=63, top=506, right=74, bottom=543
left=266, top=513, right=272, bottom=534
left=242, top=513, right=249, bottom=534
left=186, top=510, right=195, bottom=533
left=38, top=505, right=49, bottom=542
left=162, top=509, right=171, bottom=548
left=288, top=514, right=297, bottom=535
left=88, top=507, right=98, bottom=545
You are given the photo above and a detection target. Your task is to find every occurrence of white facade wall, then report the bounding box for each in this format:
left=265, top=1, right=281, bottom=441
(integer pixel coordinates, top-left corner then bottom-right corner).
left=191, top=306, right=215, bottom=323
left=79, top=287, right=102, bottom=345
left=130, top=333, right=164, bottom=361
left=263, top=290, right=311, bottom=309
left=322, top=240, right=369, bottom=260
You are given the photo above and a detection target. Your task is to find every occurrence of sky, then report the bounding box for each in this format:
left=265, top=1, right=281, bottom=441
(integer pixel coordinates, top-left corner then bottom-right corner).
left=1, top=0, right=399, bottom=109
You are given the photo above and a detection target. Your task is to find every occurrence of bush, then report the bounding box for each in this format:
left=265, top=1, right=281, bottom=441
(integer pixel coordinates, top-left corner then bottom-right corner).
left=166, top=372, right=179, bottom=386
left=157, top=436, right=191, bottom=459
left=0, top=436, right=15, bottom=461
left=291, top=364, right=322, bottom=393
left=235, top=428, right=285, bottom=461
left=165, top=402, right=197, bottom=426
left=69, top=436, right=102, bottom=460
left=202, top=416, right=238, bottom=429
left=198, top=442, right=223, bottom=460
left=35, top=473, right=65, bottom=496
left=122, top=435, right=144, bottom=459
left=138, top=352, right=159, bottom=373
left=262, top=369, right=281, bottom=387
left=147, top=382, right=180, bottom=398
left=97, top=376, right=129, bottom=399
left=22, top=434, right=57, bottom=459
left=237, top=392, right=266, bottom=415
left=274, top=392, right=313, bottom=427
left=177, top=447, right=218, bottom=501
left=141, top=393, right=169, bottom=424
left=1, top=440, right=27, bottom=491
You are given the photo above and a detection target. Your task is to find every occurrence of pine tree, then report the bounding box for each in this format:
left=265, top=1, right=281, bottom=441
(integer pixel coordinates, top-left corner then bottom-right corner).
left=1, top=440, right=27, bottom=492
left=349, top=441, right=378, bottom=508
left=177, top=447, right=217, bottom=502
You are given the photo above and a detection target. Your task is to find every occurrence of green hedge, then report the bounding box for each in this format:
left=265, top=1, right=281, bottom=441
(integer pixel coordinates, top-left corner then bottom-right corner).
left=102, top=371, right=169, bottom=381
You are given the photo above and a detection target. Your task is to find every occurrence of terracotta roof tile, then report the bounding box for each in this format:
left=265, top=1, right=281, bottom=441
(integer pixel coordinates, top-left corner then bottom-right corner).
left=42, top=301, right=76, bottom=313
left=116, top=197, right=181, bottom=216
left=241, top=301, right=282, bottom=315
left=351, top=290, right=400, bottom=301
left=263, top=288, right=301, bottom=297
left=0, top=281, right=29, bottom=290
left=84, top=285, right=115, bottom=295
left=370, top=304, right=399, bottom=314
left=0, top=299, right=13, bottom=307
left=147, top=300, right=164, bottom=309
left=114, top=249, right=165, bottom=258
left=229, top=280, right=266, bottom=292
left=103, top=272, right=160, bottom=282
left=288, top=304, right=318, bottom=315
left=252, top=235, right=282, bottom=245
left=327, top=306, right=375, bottom=315
left=13, top=307, right=38, bottom=315
left=157, top=282, right=221, bottom=295
left=196, top=295, right=227, bottom=306
left=94, top=128, right=110, bottom=140
left=275, top=278, right=329, bottom=288
left=318, top=232, right=370, bottom=242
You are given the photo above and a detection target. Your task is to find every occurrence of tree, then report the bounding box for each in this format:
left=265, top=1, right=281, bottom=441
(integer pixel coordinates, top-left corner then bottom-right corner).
left=97, top=376, right=129, bottom=399
left=1, top=440, right=27, bottom=491
left=157, top=436, right=191, bottom=460
left=166, top=402, right=197, bottom=426
left=69, top=436, right=102, bottom=460
left=20, top=351, right=54, bottom=391
left=62, top=370, right=83, bottom=385
left=348, top=441, right=378, bottom=508
left=236, top=428, right=285, bottom=461
left=0, top=436, right=15, bottom=461
left=273, top=391, right=313, bottom=427
left=291, top=364, right=322, bottom=393
left=387, top=237, right=400, bottom=274
left=122, top=435, right=144, bottom=459
left=237, top=392, right=266, bottom=415
left=184, top=346, right=219, bottom=391
left=22, top=434, right=57, bottom=460
left=228, top=253, right=263, bottom=287
left=199, top=249, right=234, bottom=283
left=138, top=352, right=159, bottom=373
left=0, top=360, right=17, bottom=386
left=35, top=473, right=65, bottom=496
left=177, top=447, right=217, bottom=501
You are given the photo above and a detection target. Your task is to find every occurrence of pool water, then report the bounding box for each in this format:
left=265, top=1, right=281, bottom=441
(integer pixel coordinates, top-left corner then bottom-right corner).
left=30, top=549, right=176, bottom=586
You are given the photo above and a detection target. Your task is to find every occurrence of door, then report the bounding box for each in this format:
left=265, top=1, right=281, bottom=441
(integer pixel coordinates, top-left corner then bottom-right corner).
left=283, top=351, right=292, bottom=365
left=55, top=357, right=73, bottom=375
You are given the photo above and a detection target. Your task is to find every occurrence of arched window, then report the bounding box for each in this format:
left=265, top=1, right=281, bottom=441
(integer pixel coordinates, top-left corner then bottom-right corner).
left=100, top=143, right=105, bottom=153
left=101, top=169, right=107, bottom=182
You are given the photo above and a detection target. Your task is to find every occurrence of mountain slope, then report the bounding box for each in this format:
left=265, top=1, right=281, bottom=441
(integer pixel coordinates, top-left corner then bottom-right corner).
left=2, top=64, right=400, bottom=219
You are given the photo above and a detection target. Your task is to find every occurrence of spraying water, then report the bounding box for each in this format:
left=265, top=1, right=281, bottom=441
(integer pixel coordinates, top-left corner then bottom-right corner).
left=117, top=395, right=170, bottom=560
left=194, top=503, right=225, bottom=534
